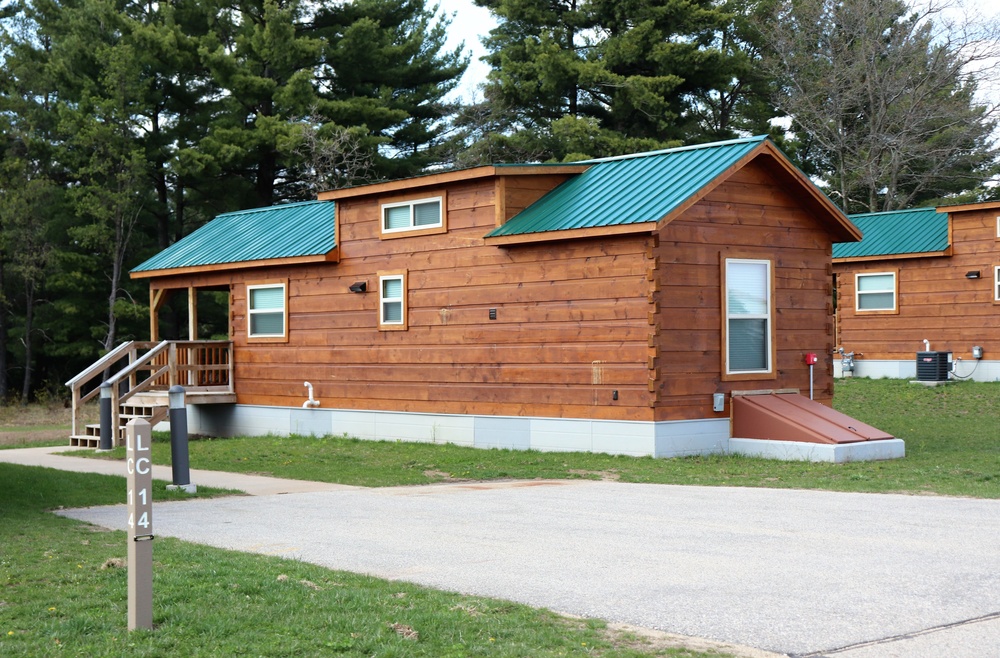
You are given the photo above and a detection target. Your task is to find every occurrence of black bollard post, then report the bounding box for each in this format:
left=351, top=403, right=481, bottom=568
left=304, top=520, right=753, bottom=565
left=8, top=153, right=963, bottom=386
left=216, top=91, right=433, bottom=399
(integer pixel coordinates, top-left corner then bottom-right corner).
left=167, top=385, right=196, bottom=493
left=99, top=382, right=113, bottom=451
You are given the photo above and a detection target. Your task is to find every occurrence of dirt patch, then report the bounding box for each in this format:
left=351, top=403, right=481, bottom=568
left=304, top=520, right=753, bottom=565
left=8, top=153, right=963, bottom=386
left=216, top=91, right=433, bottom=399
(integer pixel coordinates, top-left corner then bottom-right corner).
left=568, top=469, right=621, bottom=481
left=0, top=429, right=69, bottom=446
left=603, top=622, right=785, bottom=658
left=0, top=403, right=84, bottom=447
left=422, top=469, right=466, bottom=481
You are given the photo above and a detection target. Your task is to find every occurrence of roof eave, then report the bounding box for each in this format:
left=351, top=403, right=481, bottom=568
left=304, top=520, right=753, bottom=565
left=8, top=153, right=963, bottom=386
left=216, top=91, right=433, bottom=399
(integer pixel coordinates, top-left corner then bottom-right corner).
left=484, top=222, right=657, bottom=246
left=935, top=200, right=1000, bottom=214
left=317, top=165, right=591, bottom=201
left=833, top=247, right=952, bottom=264
left=130, top=249, right=340, bottom=280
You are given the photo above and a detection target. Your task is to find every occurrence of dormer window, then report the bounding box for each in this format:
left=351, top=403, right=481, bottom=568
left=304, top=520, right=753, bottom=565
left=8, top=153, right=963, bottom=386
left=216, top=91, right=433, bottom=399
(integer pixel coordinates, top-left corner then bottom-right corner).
left=381, top=197, right=443, bottom=235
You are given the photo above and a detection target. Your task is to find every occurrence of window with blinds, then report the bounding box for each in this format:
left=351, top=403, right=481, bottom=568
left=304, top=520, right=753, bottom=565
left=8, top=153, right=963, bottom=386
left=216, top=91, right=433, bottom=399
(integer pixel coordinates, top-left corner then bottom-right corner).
left=381, top=197, right=442, bottom=234
left=855, top=272, right=896, bottom=312
left=724, top=259, right=773, bottom=375
left=248, top=283, right=286, bottom=338
left=379, top=272, right=407, bottom=329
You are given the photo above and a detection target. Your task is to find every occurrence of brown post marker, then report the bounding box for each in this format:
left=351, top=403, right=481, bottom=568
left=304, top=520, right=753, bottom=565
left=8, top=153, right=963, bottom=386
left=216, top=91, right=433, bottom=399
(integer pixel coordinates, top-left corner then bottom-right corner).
left=126, top=418, right=154, bottom=631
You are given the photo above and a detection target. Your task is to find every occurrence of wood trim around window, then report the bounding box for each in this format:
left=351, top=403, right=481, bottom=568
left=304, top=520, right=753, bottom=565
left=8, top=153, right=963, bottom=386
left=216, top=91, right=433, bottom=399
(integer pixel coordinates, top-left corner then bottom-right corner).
left=378, top=270, right=408, bottom=331
left=993, top=265, right=1000, bottom=305
left=379, top=191, right=448, bottom=240
left=720, top=254, right=777, bottom=382
left=246, top=279, right=289, bottom=343
left=854, top=269, right=899, bottom=315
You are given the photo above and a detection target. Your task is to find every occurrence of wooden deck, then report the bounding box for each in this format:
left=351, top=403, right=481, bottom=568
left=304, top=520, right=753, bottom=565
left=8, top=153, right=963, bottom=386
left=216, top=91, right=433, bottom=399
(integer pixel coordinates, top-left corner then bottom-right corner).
left=65, top=340, right=235, bottom=448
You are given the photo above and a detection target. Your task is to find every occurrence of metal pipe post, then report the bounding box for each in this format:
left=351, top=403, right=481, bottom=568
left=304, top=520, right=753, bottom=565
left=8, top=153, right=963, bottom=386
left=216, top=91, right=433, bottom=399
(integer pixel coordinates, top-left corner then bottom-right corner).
left=167, top=386, right=195, bottom=493
left=99, top=382, right=113, bottom=451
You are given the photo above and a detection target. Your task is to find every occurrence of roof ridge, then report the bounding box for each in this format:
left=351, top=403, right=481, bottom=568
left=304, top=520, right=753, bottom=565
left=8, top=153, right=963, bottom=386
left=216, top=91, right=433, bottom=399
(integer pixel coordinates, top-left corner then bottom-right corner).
left=848, top=206, right=941, bottom=219
left=572, top=135, right=769, bottom=165
left=223, top=199, right=327, bottom=217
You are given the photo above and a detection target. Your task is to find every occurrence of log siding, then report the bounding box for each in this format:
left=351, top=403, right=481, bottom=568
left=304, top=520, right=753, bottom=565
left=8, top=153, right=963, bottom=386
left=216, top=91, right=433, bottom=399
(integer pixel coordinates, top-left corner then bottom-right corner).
left=834, top=206, right=1000, bottom=364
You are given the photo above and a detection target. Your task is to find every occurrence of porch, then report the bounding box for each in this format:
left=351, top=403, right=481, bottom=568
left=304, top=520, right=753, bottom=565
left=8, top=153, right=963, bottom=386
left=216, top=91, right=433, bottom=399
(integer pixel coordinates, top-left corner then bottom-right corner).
left=65, top=340, right=236, bottom=447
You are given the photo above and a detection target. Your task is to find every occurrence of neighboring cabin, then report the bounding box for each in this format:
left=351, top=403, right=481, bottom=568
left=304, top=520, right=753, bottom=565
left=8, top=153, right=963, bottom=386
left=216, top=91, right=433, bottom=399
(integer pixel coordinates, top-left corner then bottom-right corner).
left=122, top=136, right=892, bottom=459
left=833, top=203, right=1000, bottom=381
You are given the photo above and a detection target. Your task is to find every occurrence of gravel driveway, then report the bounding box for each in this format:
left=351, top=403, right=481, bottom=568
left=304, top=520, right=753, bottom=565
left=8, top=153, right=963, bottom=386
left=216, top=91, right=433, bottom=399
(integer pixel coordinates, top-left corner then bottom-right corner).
left=58, top=478, right=1000, bottom=657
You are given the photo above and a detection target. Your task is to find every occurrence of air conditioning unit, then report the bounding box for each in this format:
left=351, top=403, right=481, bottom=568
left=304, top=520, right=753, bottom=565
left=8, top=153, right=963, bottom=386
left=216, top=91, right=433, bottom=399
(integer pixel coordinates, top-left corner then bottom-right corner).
left=916, top=351, right=950, bottom=382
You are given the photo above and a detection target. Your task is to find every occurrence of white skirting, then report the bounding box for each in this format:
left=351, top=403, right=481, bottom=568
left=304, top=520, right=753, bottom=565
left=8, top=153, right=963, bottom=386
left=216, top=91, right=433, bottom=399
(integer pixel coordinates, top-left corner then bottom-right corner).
left=186, top=404, right=902, bottom=462
left=835, top=358, right=1000, bottom=382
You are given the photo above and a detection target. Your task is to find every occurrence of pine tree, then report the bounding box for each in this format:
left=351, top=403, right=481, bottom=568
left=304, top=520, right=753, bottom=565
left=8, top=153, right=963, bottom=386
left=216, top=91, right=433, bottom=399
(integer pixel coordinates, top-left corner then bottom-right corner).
left=471, top=0, right=731, bottom=161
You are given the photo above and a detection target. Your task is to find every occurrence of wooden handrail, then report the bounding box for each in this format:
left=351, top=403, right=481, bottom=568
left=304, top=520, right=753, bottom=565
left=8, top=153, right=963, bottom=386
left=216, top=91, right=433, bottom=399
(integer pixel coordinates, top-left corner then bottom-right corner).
left=104, top=341, right=171, bottom=387
left=65, top=339, right=233, bottom=444
left=64, top=340, right=137, bottom=387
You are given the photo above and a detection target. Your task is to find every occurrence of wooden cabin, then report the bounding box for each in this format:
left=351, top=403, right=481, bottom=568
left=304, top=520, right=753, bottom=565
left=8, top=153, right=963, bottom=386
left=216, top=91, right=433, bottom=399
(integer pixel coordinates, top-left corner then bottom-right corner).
left=68, top=136, right=904, bottom=461
left=833, top=203, right=1000, bottom=381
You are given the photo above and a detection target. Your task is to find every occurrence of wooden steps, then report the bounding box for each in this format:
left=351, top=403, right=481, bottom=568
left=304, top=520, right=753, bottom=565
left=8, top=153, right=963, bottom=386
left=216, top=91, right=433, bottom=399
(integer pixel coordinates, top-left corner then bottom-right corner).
left=66, top=340, right=235, bottom=449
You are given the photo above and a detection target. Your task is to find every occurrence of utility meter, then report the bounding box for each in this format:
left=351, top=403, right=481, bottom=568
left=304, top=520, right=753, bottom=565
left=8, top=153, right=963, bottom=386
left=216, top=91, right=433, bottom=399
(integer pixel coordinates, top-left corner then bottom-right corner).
left=973, top=346, right=983, bottom=359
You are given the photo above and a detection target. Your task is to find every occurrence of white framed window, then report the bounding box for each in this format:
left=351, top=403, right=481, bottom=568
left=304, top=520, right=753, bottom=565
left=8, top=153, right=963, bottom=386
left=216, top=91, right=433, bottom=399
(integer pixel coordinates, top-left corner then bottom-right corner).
left=995, top=216, right=1000, bottom=238
left=994, top=266, right=1000, bottom=302
left=379, top=271, right=407, bottom=330
left=724, top=258, right=773, bottom=376
left=855, top=272, right=897, bottom=312
left=247, top=282, right=287, bottom=339
left=381, top=197, right=442, bottom=234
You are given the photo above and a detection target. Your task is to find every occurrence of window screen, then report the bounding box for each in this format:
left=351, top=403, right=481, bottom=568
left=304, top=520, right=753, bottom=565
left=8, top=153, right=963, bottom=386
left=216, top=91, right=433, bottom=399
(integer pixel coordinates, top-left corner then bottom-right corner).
left=382, top=197, right=442, bottom=232
left=384, top=206, right=410, bottom=231
left=248, top=285, right=285, bottom=337
left=856, top=273, right=895, bottom=311
left=381, top=276, right=403, bottom=324
left=725, top=259, right=771, bottom=374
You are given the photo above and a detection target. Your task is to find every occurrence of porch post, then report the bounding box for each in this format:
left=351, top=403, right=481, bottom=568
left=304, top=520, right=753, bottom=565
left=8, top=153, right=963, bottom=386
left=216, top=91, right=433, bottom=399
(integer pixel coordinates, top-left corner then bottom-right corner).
left=149, top=289, right=164, bottom=342
left=187, top=286, right=198, bottom=340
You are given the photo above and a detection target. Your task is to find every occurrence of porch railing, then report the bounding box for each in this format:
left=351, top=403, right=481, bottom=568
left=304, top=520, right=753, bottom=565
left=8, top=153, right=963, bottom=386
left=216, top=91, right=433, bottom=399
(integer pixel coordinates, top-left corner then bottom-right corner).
left=65, top=340, right=233, bottom=440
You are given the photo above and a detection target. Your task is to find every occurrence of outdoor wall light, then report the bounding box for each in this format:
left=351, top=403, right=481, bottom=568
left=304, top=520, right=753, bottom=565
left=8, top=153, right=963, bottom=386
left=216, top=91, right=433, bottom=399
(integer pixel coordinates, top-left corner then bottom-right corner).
left=965, top=271, right=981, bottom=279
left=349, top=281, right=367, bottom=293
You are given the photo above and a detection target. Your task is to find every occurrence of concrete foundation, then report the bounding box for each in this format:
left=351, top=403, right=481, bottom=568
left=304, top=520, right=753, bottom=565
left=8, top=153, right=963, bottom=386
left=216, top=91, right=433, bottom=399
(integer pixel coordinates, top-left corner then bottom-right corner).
left=728, top=437, right=906, bottom=463
left=835, top=358, right=1000, bottom=382
left=186, top=404, right=900, bottom=462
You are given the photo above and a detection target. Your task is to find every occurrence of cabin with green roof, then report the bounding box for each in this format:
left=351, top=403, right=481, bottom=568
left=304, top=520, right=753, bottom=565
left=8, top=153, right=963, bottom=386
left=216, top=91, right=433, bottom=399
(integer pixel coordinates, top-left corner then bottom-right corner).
left=833, top=202, right=1000, bottom=382
left=67, top=136, right=905, bottom=461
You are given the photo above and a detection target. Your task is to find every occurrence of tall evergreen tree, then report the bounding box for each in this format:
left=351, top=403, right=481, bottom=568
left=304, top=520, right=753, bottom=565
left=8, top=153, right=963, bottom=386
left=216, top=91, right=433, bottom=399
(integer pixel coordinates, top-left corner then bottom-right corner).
left=470, top=0, right=731, bottom=161
left=0, top=0, right=470, bottom=397
left=312, top=0, right=467, bottom=180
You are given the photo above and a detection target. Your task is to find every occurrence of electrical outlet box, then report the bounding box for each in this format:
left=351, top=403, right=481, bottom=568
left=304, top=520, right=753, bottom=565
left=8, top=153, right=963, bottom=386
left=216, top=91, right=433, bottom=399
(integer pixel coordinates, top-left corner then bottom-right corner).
left=713, top=393, right=725, bottom=412
left=973, top=346, right=983, bottom=359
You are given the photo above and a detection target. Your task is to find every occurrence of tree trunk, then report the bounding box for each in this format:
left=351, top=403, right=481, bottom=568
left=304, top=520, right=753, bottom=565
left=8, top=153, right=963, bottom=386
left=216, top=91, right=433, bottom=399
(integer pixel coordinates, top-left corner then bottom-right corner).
left=103, top=212, right=125, bottom=353
left=256, top=150, right=276, bottom=207
left=0, top=251, right=8, bottom=402
left=20, top=282, right=34, bottom=405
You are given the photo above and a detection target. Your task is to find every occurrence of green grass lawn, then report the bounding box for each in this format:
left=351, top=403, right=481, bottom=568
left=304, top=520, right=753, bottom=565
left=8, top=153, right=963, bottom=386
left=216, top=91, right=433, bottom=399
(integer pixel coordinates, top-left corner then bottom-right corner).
left=0, top=464, right=724, bottom=657
left=73, top=378, right=1000, bottom=498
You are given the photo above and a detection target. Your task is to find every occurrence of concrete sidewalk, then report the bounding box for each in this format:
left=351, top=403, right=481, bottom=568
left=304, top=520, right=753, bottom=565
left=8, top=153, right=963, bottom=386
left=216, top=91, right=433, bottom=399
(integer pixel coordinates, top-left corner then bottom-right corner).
left=0, top=445, right=352, bottom=495
left=4, top=446, right=1000, bottom=658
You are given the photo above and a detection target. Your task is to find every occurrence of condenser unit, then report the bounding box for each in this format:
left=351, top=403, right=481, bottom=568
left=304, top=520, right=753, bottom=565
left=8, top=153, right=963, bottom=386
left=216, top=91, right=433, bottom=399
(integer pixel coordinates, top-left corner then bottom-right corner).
left=916, top=351, right=950, bottom=382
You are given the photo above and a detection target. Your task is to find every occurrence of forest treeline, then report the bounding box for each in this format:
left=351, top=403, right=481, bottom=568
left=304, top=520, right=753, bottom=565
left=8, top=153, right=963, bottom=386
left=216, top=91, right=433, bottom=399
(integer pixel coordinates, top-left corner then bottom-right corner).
left=0, top=0, right=997, bottom=401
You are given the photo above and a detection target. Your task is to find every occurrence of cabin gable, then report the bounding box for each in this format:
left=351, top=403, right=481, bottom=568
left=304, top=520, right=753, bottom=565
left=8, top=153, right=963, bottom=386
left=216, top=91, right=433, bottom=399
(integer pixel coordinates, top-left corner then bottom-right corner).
left=652, top=159, right=838, bottom=422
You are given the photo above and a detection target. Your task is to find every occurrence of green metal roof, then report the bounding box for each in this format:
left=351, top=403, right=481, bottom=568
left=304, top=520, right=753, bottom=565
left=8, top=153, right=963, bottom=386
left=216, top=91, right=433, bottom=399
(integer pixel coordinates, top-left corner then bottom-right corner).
left=833, top=207, right=948, bottom=259
left=485, top=136, right=768, bottom=238
left=132, top=201, right=335, bottom=273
